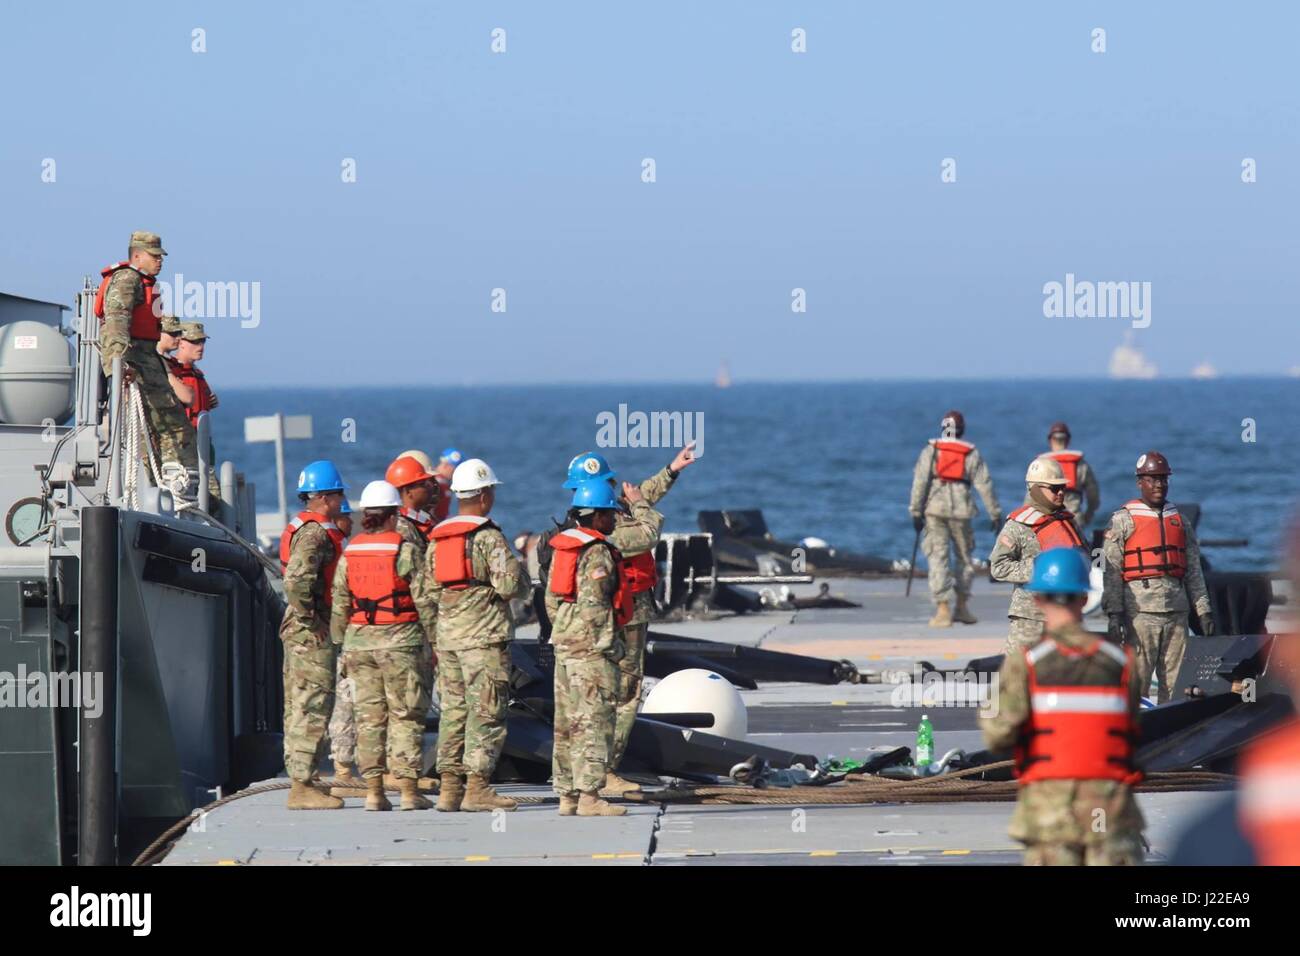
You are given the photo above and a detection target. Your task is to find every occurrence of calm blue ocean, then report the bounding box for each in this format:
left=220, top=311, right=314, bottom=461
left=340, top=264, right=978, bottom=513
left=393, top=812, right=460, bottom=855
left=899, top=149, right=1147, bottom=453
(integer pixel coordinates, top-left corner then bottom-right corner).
left=211, top=379, right=1300, bottom=571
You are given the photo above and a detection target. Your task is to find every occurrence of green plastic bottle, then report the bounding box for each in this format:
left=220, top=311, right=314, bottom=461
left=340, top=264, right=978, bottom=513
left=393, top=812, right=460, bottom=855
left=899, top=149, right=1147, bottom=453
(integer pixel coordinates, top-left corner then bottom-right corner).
left=915, top=714, right=934, bottom=772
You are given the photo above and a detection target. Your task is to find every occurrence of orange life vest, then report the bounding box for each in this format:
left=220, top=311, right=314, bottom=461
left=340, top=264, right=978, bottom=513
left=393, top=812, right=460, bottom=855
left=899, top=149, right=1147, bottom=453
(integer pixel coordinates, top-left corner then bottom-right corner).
left=928, top=438, right=973, bottom=482
left=622, top=550, right=658, bottom=595
left=1121, top=500, right=1187, bottom=581
left=429, top=514, right=495, bottom=590
left=434, top=475, right=451, bottom=521
left=1007, top=504, right=1087, bottom=552
left=547, top=526, right=633, bottom=628
left=1045, top=450, right=1084, bottom=492
left=93, top=262, right=161, bottom=341
left=344, top=532, right=419, bottom=625
left=1015, top=636, right=1140, bottom=784
left=279, top=511, right=344, bottom=591
left=173, top=362, right=213, bottom=428
left=399, top=506, right=434, bottom=542
left=1238, top=721, right=1300, bottom=866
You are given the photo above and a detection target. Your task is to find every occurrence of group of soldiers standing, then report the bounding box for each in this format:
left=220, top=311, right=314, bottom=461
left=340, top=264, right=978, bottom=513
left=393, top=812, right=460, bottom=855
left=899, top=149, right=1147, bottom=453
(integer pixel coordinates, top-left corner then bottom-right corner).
left=277, top=442, right=695, bottom=816
left=909, top=409, right=1213, bottom=704
left=95, top=230, right=220, bottom=498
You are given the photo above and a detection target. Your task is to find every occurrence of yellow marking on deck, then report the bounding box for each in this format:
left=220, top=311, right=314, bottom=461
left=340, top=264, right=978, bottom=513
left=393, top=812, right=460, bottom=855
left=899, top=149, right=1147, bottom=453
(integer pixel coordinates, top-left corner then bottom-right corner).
left=943, top=653, right=956, bottom=659
left=832, top=700, right=847, bottom=706
left=810, top=850, right=838, bottom=857
left=868, top=654, right=882, bottom=660
left=942, top=849, right=971, bottom=856
left=592, top=853, right=617, bottom=859
left=465, top=855, right=490, bottom=862
left=217, top=860, right=240, bottom=866
left=616, top=853, right=642, bottom=859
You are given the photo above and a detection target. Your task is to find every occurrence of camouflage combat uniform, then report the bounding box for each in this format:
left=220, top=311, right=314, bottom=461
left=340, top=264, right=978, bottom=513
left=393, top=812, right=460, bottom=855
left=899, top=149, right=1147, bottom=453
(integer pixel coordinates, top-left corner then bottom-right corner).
left=909, top=442, right=1000, bottom=606
left=1102, top=506, right=1210, bottom=704
left=395, top=512, right=436, bottom=700
left=99, top=267, right=198, bottom=479
left=608, top=470, right=671, bottom=767
left=545, top=533, right=625, bottom=795
left=328, top=653, right=357, bottom=769
left=980, top=620, right=1146, bottom=865
left=423, top=521, right=531, bottom=778
left=990, top=508, right=1086, bottom=653
left=329, top=541, right=437, bottom=780
left=279, top=521, right=340, bottom=783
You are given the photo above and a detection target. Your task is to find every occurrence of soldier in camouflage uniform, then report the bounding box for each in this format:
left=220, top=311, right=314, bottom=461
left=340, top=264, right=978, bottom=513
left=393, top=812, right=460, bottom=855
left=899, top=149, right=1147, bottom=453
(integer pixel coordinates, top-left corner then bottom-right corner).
left=1102, top=451, right=1214, bottom=704
left=327, top=499, right=357, bottom=779
left=330, top=480, right=438, bottom=811
left=564, top=447, right=692, bottom=794
left=991, top=457, right=1087, bottom=653
left=982, top=548, right=1146, bottom=865
left=423, top=459, right=531, bottom=812
left=388, top=455, right=440, bottom=718
left=546, top=478, right=660, bottom=816
left=279, top=460, right=349, bottom=810
left=1042, top=422, right=1101, bottom=528
left=95, top=232, right=199, bottom=490
left=908, top=410, right=1001, bottom=627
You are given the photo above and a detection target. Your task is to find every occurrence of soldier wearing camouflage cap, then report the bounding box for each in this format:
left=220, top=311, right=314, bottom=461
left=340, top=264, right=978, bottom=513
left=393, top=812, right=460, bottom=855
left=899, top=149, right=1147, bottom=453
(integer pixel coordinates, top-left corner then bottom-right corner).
left=1101, top=451, right=1214, bottom=704
left=991, top=457, right=1088, bottom=653
left=92, top=232, right=200, bottom=489
left=169, top=322, right=222, bottom=496
left=908, top=410, right=1001, bottom=627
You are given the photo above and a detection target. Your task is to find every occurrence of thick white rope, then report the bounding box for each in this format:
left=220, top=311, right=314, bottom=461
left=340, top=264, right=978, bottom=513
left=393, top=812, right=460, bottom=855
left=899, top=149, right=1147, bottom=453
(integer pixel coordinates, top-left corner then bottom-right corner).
left=122, top=381, right=192, bottom=510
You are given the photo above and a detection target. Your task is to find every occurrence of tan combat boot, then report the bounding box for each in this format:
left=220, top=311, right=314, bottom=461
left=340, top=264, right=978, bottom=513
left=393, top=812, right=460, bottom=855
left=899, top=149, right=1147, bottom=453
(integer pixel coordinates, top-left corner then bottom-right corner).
left=436, top=773, right=465, bottom=812
left=365, top=774, right=392, bottom=812
left=558, top=791, right=579, bottom=816
left=600, top=771, right=642, bottom=796
left=286, top=780, right=344, bottom=810
left=953, top=598, right=978, bottom=625
left=928, top=601, right=953, bottom=628
left=397, top=777, right=433, bottom=810
left=577, top=791, right=627, bottom=817
left=460, top=773, right=518, bottom=812
left=333, top=761, right=358, bottom=784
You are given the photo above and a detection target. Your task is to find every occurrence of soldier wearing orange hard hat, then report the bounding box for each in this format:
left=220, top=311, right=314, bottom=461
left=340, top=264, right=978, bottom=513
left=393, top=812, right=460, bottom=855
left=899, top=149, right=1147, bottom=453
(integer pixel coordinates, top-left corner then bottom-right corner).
left=387, top=454, right=440, bottom=547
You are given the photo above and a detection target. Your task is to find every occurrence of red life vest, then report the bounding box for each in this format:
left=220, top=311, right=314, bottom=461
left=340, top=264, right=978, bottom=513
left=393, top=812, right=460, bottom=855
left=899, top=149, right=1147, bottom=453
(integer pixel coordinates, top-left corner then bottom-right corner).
left=1015, top=636, right=1140, bottom=784
left=622, top=550, right=658, bottom=595
left=429, top=514, right=495, bottom=590
left=1045, top=450, right=1084, bottom=491
left=343, top=532, right=419, bottom=625
left=1238, top=721, right=1300, bottom=866
left=173, top=362, right=213, bottom=428
left=1121, top=500, right=1187, bottom=581
left=434, top=475, right=451, bottom=521
left=399, top=506, right=434, bottom=542
left=547, top=527, right=633, bottom=628
left=93, top=262, right=161, bottom=341
left=279, top=511, right=344, bottom=591
left=928, top=438, right=973, bottom=482
left=1007, top=504, right=1087, bottom=552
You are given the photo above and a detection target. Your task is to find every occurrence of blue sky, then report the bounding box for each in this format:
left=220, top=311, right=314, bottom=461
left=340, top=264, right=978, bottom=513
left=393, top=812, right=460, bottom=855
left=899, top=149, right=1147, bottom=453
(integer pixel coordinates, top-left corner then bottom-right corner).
left=2, top=1, right=1296, bottom=385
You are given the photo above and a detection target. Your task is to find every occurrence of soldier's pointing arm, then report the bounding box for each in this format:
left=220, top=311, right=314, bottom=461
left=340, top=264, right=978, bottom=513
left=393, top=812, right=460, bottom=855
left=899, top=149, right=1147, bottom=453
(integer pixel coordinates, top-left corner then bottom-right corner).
left=98, top=269, right=140, bottom=375
left=1101, top=510, right=1129, bottom=616
left=609, top=498, right=663, bottom=555
left=638, top=466, right=678, bottom=507
left=980, top=650, right=1031, bottom=751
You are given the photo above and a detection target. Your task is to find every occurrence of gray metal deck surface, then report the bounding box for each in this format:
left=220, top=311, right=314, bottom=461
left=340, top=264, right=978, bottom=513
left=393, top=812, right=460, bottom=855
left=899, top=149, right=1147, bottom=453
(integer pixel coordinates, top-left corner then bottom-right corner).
left=164, top=575, right=1240, bottom=866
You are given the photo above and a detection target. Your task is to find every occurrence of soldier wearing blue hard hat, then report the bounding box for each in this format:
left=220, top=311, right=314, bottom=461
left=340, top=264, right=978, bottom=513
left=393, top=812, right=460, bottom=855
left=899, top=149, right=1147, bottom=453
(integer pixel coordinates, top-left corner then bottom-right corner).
left=980, top=546, right=1146, bottom=866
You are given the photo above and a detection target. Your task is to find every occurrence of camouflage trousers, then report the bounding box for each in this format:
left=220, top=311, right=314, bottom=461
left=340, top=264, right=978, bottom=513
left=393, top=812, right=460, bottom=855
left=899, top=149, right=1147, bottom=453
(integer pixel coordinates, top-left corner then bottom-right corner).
left=328, top=651, right=356, bottom=766
left=1004, top=616, right=1044, bottom=655
left=1022, top=834, right=1145, bottom=866
left=345, top=647, right=429, bottom=780
left=1126, top=610, right=1187, bottom=704
left=611, top=622, right=648, bottom=768
left=923, top=516, right=975, bottom=605
left=281, top=633, right=337, bottom=783
left=552, top=653, right=618, bottom=794
left=435, top=644, right=510, bottom=777
left=126, top=341, right=197, bottom=478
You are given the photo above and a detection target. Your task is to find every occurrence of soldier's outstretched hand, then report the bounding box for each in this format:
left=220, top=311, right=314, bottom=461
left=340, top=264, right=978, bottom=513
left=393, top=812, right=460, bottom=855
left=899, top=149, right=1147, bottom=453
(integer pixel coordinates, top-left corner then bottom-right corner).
left=669, top=442, right=697, bottom=474
left=623, top=481, right=643, bottom=503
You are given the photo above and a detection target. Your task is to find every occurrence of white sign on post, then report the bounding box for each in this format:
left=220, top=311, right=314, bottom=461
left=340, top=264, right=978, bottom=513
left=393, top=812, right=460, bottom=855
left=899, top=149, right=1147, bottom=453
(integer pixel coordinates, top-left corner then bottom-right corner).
left=244, top=413, right=315, bottom=526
